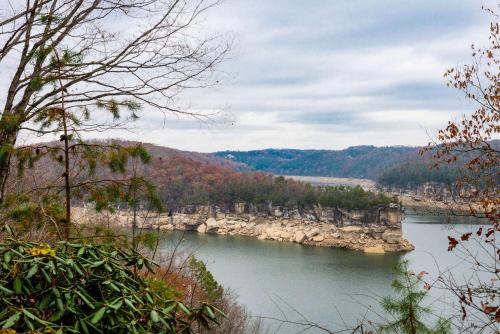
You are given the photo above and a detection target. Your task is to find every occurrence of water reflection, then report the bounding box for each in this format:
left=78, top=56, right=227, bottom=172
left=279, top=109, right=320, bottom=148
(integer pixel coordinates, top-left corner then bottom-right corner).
left=158, top=214, right=487, bottom=332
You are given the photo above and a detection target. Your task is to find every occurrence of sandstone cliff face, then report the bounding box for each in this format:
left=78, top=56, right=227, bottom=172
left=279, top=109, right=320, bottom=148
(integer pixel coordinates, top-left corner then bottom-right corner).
left=170, top=203, right=412, bottom=253
left=73, top=203, right=414, bottom=253
left=176, top=202, right=403, bottom=227
left=378, top=182, right=478, bottom=204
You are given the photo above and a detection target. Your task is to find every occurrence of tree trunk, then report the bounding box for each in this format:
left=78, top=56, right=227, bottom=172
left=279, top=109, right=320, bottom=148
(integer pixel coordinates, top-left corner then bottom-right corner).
left=61, top=110, right=71, bottom=240
left=0, top=126, right=19, bottom=204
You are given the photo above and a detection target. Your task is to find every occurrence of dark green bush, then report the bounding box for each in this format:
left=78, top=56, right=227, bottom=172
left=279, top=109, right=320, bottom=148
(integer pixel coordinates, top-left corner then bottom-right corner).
left=0, top=230, right=220, bottom=333
left=317, top=185, right=396, bottom=210
left=188, top=256, right=223, bottom=303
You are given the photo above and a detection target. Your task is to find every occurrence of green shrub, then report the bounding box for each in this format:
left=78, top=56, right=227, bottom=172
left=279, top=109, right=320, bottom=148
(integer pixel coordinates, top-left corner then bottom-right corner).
left=0, top=230, right=220, bottom=333
left=188, top=256, right=223, bottom=303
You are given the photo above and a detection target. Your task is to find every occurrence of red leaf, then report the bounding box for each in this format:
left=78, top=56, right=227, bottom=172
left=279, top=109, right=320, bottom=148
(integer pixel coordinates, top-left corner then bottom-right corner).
left=486, top=228, right=494, bottom=238
left=481, top=302, right=498, bottom=315
left=461, top=232, right=472, bottom=241
left=448, top=236, right=459, bottom=251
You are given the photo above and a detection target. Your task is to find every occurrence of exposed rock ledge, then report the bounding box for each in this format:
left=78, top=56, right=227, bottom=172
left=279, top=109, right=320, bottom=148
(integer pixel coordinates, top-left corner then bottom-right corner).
left=73, top=203, right=414, bottom=253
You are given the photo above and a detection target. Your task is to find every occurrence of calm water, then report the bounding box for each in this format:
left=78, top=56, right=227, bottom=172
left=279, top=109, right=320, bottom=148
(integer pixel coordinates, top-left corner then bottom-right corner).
left=159, top=214, right=486, bottom=332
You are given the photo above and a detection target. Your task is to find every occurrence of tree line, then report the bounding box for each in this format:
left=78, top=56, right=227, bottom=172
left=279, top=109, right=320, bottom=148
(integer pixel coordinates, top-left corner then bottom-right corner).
left=377, top=161, right=461, bottom=188
left=153, top=163, right=396, bottom=210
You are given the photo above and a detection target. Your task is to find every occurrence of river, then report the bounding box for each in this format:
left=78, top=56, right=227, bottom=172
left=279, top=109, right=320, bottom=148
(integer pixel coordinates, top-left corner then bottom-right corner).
left=158, top=213, right=487, bottom=332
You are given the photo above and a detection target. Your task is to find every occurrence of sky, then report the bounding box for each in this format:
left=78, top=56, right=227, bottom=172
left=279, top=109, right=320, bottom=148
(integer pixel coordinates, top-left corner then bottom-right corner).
left=17, top=0, right=497, bottom=152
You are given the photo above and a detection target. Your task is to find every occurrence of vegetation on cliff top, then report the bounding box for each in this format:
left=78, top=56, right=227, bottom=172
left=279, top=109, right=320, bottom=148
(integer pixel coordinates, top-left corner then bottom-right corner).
left=162, top=173, right=396, bottom=210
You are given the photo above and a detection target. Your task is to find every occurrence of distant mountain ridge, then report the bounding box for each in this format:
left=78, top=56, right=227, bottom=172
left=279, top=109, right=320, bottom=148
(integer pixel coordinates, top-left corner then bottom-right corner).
left=212, top=145, right=422, bottom=180
left=22, top=140, right=496, bottom=187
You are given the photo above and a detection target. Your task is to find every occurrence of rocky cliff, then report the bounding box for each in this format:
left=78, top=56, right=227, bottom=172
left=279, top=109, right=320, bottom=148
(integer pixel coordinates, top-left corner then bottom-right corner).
left=378, top=182, right=481, bottom=213
left=74, top=202, right=414, bottom=253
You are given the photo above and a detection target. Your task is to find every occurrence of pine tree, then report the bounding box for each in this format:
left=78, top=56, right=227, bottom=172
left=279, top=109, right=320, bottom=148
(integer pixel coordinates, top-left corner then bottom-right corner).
left=380, top=261, right=451, bottom=334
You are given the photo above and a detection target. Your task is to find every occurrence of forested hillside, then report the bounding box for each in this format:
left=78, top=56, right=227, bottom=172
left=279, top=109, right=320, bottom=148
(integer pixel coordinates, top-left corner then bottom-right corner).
left=16, top=140, right=495, bottom=206
left=10, top=140, right=393, bottom=210
left=213, top=146, right=419, bottom=179
left=377, top=140, right=499, bottom=189
left=377, top=161, right=461, bottom=188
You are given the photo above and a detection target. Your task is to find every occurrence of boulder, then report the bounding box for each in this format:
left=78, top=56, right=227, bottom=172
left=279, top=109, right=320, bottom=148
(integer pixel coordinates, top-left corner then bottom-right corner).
left=340, top=226, right=363, bottom=239
left=205, top=218, right=218, bottom=232
left=306, top=228, right=320, bottom=238
left=382, top=230, right=402, bottom=244
left=294, top=231, right=307, bottom=243
left=312, top=235, right=325, bottom=242
left=197, top=224, right=207, bottom=233
left=206, top=217, right=216, bottom=225
left=364, top=245, right=385, bottom=254
left=385, top=239, right=415, bottom=252
left=265, top=226, right=281, bottom=239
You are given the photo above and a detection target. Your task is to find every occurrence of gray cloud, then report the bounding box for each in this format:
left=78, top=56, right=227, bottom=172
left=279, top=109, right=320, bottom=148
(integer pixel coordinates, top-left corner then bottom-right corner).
left=17, top=0, right=495, bottom=151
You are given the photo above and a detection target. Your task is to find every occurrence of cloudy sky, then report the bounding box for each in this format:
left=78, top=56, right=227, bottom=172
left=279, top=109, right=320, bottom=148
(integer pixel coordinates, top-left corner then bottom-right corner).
left=26, top=0, right=496, bottom=152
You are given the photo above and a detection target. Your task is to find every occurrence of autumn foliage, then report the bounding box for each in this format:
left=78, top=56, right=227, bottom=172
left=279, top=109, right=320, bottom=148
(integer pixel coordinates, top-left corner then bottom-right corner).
left=5, top=140, right=396, bottom=214
left=426, top=7, right=499, bottom=330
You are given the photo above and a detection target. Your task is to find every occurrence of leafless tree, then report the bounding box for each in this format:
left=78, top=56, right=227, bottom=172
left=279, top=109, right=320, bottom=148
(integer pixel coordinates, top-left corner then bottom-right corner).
left=0, top=0, right=230, bottom=202
left=423, top=5, right=499, bottom=330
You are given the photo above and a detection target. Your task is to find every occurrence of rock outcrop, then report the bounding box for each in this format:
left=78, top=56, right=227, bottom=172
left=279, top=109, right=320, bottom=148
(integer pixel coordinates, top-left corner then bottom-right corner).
left=73, top=202, right=414, bottom=253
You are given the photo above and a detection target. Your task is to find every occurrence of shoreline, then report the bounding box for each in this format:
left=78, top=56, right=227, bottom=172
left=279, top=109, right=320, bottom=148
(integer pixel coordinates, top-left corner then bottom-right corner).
left=73, top=207, right=415, bottom=254
left=398, top=194, right=477, bottom=216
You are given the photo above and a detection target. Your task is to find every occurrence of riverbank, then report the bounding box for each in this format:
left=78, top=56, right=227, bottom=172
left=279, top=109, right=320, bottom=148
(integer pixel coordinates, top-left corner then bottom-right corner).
left=398, top=194, right=476, bottom=216
left=173, top=214, right=414, bottom=253
left=72, top=204, right=414, bottom=253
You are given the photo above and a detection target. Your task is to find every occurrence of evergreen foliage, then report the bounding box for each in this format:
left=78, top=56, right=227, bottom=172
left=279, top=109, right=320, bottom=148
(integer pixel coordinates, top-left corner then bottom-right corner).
left=0, top=230, right=220, bottom=333
left=380, top=261, right=451, bottom=334
left=204, top=176, right=395, bottom=209
left=188, top=256, right=223, bottom=303
left=166, top=174, right=396, bottom=210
